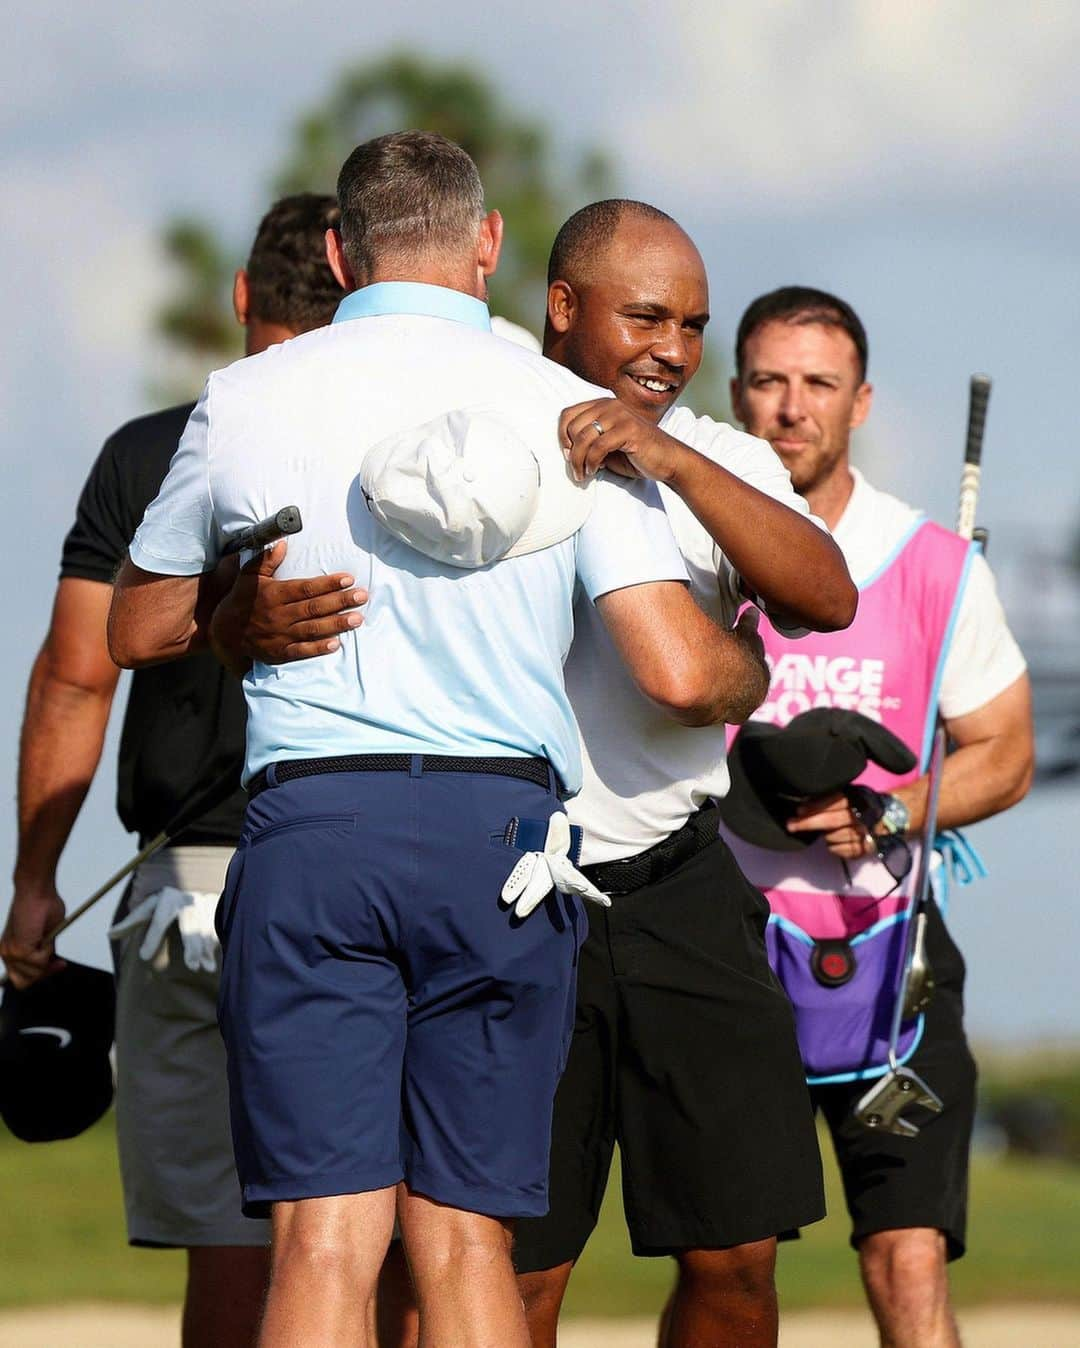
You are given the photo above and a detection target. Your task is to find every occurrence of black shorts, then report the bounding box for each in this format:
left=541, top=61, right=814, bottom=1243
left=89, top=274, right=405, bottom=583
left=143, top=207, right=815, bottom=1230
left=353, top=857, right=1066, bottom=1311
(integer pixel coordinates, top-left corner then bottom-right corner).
left=808, top=900, right=976, bottom=1261
left=513, top=833, right=825, bottom=1270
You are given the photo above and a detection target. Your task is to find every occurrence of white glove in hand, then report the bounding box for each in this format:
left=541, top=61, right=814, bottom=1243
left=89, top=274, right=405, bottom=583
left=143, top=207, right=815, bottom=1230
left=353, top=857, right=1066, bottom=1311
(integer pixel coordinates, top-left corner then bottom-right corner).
left=500, top=813, right=611, bottom=919
left=108, top=887, right=221, bottom=972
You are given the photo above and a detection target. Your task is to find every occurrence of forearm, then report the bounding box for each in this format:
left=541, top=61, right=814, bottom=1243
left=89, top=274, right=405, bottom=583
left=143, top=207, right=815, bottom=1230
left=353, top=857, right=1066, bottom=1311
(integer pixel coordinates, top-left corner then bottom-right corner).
left=894, top=678, right=1034, bottom=834
left=109, top=561, right=206, bottom=668
left=894, top=738, right=1032, bottom=835
left=666, top=449, right=856, bottom=632
left=13, top=652, right=116, bottom=889
left=597, top=581, right=769, bottom=728
left=650, top=610, right=770, bottom=727
left=681, top=623, right=770, bottom=727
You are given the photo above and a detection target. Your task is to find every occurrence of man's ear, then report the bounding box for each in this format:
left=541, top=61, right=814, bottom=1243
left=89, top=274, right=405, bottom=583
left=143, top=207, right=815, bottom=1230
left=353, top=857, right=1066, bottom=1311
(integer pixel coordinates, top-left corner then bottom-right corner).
left=547, top=280, right=577, bottom=335
left=729, top=375, right=746, bottom=426
left=851, top=381, right=873, bottom=431
left=326, top=229, right=356, bottom=292
left=232, top=269, right=250, bottom=326
left=477, top=209, right=504, bottom=280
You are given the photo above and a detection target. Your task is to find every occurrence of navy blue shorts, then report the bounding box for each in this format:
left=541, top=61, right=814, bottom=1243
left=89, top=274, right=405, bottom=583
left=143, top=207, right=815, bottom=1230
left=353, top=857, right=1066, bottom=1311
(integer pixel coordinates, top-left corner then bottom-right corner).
left=215, top=764, right=583, bottom=1220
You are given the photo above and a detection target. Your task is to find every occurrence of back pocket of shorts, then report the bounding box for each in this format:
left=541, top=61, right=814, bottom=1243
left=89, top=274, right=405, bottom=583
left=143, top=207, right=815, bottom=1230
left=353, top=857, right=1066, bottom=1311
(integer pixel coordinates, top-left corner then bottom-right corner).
left=249, top=814, right=356, bottom=847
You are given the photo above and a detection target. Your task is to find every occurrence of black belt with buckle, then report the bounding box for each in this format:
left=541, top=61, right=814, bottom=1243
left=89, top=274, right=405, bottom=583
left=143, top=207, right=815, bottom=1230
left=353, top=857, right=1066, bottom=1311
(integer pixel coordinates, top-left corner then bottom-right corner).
left=581, top=805, right=720, bottom=896
left=247, top=753, right=557, bottom=800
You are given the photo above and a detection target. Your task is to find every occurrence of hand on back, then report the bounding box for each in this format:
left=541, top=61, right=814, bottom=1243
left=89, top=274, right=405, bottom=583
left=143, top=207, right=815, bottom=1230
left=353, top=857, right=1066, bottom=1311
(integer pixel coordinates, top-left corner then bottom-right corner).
left=209, top=541, right=367, bottom=674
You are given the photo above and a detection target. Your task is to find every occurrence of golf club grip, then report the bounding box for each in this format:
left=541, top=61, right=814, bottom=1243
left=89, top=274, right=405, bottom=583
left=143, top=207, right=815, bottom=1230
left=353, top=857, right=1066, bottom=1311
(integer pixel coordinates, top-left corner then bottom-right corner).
left=221, top=505, right=303, bottom=557
left=956, top=374, right=991, bottom=540
left=964, top=374, right=992, bottom=465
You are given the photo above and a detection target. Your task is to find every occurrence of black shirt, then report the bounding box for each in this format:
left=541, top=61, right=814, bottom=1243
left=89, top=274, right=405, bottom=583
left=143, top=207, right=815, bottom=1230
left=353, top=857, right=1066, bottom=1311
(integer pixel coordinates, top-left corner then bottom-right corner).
left=60, top=404, right=247, bottom=848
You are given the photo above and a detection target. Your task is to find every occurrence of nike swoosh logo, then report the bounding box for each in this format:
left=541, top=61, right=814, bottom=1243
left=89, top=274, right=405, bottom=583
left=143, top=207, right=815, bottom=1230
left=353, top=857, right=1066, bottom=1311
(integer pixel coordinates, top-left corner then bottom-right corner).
left=19, top=1026, right=73, bottom=1049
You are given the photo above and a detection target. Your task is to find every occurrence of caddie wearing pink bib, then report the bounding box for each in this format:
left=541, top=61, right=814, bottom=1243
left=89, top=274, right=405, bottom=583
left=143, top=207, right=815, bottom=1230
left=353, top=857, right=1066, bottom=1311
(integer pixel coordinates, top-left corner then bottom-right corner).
left=727, top=287, right=1033, bottom=1348
left=726, top=520, right=975, bottom=1084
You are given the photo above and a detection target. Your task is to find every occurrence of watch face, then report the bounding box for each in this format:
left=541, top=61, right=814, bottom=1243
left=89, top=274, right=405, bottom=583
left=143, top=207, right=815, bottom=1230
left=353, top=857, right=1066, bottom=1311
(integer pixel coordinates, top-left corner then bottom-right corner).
left=882, top=795, right=910, bottom=834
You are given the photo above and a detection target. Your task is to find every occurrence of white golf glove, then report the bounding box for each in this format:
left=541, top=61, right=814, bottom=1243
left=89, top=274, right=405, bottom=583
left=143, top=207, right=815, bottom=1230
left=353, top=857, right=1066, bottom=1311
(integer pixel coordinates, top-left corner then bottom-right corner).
left=500, top=812, right=611, bottom=919
left=108, top=887, right=221, bottom=973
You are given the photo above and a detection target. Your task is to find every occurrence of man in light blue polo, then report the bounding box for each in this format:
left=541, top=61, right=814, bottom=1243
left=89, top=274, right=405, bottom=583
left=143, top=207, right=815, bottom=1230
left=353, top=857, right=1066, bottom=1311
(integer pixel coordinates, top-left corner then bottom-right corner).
left=107, top=131, right=769, bottom=1348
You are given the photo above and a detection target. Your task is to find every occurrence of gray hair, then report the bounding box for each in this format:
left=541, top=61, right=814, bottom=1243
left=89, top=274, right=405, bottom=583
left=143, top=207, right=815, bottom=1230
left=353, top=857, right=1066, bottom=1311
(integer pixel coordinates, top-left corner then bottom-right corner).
left=336, top=131, right=486, bottom=281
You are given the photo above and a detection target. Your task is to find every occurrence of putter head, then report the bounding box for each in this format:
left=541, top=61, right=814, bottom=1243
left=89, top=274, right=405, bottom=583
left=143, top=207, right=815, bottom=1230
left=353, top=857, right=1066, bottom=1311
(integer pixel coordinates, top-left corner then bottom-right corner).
left=853, top=1066, right=944, bottom=1138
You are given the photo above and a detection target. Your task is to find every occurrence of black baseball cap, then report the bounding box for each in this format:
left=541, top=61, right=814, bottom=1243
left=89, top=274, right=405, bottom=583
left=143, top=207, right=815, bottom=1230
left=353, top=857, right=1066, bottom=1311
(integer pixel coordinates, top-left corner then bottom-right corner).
left=719, top=708, right=917, bottom=852
left=0, top=961, right=115, bottom=1143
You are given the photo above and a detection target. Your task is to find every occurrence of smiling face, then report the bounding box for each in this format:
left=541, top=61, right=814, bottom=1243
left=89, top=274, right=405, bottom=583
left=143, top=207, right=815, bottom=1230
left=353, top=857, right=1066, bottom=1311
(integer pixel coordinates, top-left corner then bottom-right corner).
left=732, top=319, right=872, bottom=511
left=545, top=216, right=709, bottom=424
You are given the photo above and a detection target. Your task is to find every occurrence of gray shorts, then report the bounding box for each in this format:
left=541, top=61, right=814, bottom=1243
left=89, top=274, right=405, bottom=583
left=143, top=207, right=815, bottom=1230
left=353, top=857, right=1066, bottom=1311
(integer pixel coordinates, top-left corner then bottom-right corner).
left=111, top=845, right=269, bottom=1249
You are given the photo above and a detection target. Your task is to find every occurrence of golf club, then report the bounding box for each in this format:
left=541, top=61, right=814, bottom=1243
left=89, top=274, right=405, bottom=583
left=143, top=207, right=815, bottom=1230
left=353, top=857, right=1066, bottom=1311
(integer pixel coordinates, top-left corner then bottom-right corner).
left=221, top=505, right=303, bottom=557
left=853, top=726, right=947, bottom=1137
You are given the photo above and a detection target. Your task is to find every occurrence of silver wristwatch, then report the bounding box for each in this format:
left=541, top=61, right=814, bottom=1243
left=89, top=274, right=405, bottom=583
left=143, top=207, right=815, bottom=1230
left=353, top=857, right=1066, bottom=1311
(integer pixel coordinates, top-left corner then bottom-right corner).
left=879, top=793, right=910, bottom=836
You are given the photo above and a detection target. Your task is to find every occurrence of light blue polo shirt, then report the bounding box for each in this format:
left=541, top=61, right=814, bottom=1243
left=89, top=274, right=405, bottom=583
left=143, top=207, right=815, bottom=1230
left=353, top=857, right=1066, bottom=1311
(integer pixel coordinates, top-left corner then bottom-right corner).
left=130, top=282, right=687, bottom=794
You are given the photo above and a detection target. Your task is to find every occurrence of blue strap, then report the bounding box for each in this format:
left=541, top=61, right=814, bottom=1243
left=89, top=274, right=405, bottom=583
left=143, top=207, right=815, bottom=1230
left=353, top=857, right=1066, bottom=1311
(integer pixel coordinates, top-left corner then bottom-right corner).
left=932, top=828, right=987, bottom=911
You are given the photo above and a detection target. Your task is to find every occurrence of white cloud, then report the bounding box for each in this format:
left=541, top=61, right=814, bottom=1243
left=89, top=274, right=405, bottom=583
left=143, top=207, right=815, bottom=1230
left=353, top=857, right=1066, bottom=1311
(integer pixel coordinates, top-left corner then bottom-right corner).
left=638, top=0, right=1080, bottom=209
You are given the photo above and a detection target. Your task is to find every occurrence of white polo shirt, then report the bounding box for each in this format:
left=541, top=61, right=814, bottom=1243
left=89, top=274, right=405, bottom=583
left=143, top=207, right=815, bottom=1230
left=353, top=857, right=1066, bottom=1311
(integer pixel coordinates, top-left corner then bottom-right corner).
left=565, top=407, right=821, bottom=864
left=130, top=282, right=687, bottom=793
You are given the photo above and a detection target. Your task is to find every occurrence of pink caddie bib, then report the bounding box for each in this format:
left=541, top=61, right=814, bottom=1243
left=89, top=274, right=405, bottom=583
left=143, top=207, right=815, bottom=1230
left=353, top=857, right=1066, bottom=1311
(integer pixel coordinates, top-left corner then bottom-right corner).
left=723, top=519, right=976, bottom=1081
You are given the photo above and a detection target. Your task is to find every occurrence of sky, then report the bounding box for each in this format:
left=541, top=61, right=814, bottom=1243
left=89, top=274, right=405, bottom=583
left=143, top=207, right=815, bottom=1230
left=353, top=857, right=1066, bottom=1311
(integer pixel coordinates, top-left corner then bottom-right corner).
left=2, top=0, right=1078, bottom=1042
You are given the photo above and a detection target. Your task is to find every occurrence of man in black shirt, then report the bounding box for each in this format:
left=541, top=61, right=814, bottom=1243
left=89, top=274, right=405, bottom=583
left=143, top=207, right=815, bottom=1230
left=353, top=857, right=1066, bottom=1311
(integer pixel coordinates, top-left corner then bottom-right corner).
left=1, top=194, right=345, bottom=1348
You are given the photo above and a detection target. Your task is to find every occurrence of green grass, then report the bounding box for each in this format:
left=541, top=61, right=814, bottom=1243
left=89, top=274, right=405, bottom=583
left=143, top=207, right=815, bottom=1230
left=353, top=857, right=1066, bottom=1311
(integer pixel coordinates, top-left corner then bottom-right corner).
left=1, top=1104, right=1079, bottom=1314
left=0, top=1115, right=185, bottom=1306
left=563, top=1135, right=1080, bottom=1319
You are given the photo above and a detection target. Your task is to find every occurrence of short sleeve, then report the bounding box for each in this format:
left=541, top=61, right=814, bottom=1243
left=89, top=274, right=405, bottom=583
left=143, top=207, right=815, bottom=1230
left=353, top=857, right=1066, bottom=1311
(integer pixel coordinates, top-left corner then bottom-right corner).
left=575, top=471, right=688, bottom=601
left=938, top=552, right=1028, bottom=720
left=128, top=386, right=222, bottom=575
left=60, top=437, right=135, bottom=584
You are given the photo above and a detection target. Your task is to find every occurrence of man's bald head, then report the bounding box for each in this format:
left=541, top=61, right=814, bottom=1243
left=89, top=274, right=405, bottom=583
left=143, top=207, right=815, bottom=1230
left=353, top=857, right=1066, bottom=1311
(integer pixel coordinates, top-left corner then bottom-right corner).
left=547, top=199, right=684, bottom=288
left=544, top=200, right=709, bottom=422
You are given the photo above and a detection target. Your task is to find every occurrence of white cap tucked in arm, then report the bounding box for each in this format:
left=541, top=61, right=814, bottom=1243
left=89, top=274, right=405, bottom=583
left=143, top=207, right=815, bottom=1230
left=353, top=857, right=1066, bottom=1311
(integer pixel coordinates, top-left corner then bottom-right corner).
left=128, top=387, right=223, bottom=575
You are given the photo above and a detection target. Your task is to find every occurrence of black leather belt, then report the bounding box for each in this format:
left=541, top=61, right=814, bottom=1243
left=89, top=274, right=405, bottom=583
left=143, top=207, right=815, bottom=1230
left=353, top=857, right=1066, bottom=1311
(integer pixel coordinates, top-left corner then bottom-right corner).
left=581, top=805, right=720, bottom=896
left=247, top=753, right=557, bottom=800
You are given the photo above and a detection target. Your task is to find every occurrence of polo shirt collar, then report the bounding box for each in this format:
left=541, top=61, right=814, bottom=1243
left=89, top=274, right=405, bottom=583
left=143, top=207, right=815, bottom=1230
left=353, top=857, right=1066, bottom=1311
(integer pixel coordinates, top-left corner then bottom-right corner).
left=333, top=281, right=492, bottom=331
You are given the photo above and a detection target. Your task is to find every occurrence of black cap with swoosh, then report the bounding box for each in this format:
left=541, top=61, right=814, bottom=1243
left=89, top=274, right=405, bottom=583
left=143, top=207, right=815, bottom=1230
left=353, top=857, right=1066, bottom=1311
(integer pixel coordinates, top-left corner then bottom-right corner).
left=0, top=961, right=115, bottom=1142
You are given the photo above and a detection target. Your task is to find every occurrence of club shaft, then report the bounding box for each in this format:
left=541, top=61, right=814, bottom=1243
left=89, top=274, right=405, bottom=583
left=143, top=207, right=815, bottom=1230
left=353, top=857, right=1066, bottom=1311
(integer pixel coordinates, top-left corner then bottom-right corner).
left=887, top=726, right=946, bottom=1066
left=45, top=831, right=169, bottom=940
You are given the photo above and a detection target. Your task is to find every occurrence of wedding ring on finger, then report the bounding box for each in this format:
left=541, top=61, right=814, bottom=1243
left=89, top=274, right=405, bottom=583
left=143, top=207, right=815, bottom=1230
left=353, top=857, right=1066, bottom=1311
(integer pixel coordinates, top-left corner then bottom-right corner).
left=589, top=420, right=604, bottom=436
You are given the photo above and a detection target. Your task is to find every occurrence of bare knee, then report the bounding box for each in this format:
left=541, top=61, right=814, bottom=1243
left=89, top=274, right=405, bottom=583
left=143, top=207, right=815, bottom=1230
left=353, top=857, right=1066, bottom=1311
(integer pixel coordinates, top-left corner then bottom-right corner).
left=518, top=1263, right=573, bottom=1348
left=676, top=1238, right=777, bottom=1299
left=274, top=1224, right=360, bottom=1282
left=859, top=1227, right=948, bottom=1299
left=402, top=1200, right=512, bottom=1282
left=519, top=1262, right=573, bottom=1321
